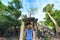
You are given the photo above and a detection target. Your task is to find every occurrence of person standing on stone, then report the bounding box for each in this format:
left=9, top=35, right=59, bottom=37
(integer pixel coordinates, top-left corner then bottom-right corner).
left=25, top=23, right=34, bottom=40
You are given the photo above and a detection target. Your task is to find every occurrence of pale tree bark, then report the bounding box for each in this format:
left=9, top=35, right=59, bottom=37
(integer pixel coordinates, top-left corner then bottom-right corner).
left=19, top=21, right=25, bottom=40
left=33, top=23, right=38, bottom=40
left=47, top=13, right=60, bottom=35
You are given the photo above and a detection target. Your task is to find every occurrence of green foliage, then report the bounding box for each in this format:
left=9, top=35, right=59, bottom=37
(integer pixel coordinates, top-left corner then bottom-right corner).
left=45, top=36, right=51, bottom=40
left=49, top=22, right=54, bottom=27
left=0, top=1, right=9, bottom=13
left=21, top=14, right=27, bottom=19
left=0, top=0, right=22, bottom=28
left=43, top=4, right=54, bottom=12
left=8, top=0, right=22, bottom=19
left=43, top=4, right=60, bottom=32
left=52, top=10, right=60, bottom=26
left=29, top=8, right=38, bottom=17
left=44, top=9, right=60, bottom=27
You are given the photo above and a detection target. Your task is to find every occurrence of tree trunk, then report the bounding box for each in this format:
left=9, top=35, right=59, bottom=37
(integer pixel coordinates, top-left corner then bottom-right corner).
left=47, top=13, right=60, bottom=36
left=19, top=22, right=25, bottom=40
left=14, top=26, right=16, bottom=35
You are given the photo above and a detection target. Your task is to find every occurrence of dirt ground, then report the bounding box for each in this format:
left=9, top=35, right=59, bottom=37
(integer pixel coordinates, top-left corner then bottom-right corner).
left=51, top=35, right=60, bottom=40
left=0, top=36, right=19, bottom=40
left=0, top=36, right=60, bottom=40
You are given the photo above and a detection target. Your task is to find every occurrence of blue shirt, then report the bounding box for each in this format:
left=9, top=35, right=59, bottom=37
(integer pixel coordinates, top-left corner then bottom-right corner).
left=25, top=29, right=34, bottom=40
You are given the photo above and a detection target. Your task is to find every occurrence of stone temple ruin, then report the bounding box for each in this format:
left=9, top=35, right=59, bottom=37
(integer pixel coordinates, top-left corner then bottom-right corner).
left=19, top=17, right=57, bottom=40
left=20, top=17, right=38, bottom=40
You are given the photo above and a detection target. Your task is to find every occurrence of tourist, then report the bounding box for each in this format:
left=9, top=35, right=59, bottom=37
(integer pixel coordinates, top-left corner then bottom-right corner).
left=25, top=23, right=34, bottom=40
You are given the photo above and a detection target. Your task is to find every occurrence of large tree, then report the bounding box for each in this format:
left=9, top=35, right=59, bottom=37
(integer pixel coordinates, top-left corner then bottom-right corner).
left=0, top=0, right=22, bottom=28
left=43, top=4, right=60, bottom=35
left=8, top=0, right=22, bottom=19
left=7, top=0, right=22, bottom=31
left=0, top=1, right=10, bottom=28
left=0, top=0, right=22, bottom=39
left=29, top=8, right=38, bottom=17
